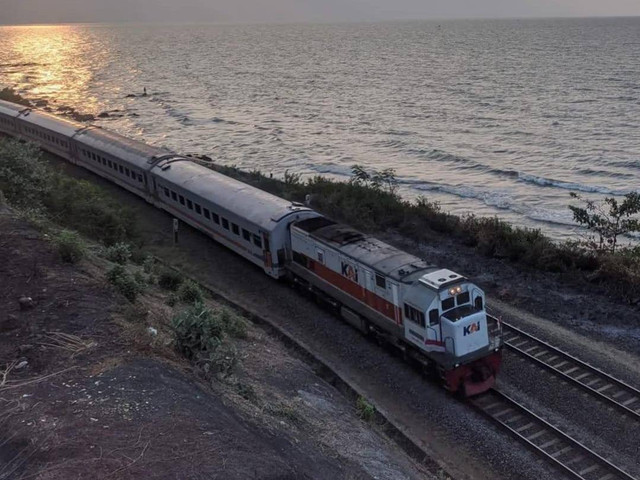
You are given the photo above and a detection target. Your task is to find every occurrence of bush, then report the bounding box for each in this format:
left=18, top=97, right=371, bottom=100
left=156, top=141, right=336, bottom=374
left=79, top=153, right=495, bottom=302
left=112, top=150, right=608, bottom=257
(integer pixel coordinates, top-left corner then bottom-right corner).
left=178, top=279, right=204, bottom=304
left=219, top=307, right=249, bottom=339
left=356, top=396, right=375, bottom=421
left=103, top=242, right=132, bottom=264
left=106, top=264, right=144, bottom=302
left=0, top=139, right=52, bottom=211
left=54, top=230, right=85, bottom=263
left=171, top=303, right=224, bottom=360
left=158, top=268, right=184, bottom=291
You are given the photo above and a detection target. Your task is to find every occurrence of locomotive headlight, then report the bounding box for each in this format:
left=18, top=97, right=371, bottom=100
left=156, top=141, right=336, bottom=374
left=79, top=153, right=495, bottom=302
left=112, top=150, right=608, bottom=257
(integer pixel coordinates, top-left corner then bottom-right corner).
left=449, top=286, right=463, bottom=295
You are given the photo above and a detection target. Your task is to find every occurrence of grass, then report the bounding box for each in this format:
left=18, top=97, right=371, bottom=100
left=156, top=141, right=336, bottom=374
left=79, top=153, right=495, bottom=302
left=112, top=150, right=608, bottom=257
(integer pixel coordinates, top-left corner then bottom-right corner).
left=356, top=396, right=376, bottom=421
left=0, top=138, right=139, bottom=246
left=54, top=230, right=86, bottom=264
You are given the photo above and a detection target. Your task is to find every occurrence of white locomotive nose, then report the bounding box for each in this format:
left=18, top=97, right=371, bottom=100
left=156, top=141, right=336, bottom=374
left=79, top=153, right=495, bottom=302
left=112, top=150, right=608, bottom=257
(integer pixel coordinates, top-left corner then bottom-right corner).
left=441, top=311, right=489, bottom=357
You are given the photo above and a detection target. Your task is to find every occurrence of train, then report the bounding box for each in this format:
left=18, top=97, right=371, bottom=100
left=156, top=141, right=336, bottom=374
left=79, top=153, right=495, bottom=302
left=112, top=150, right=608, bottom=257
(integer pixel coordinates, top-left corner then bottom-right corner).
left=0, top=99, right=503, bottom=396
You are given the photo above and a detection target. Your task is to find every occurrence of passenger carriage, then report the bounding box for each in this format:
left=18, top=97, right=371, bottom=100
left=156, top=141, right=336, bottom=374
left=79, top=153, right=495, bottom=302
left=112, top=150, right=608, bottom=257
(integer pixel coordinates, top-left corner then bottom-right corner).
left=150, top=158, right=321, bottom=277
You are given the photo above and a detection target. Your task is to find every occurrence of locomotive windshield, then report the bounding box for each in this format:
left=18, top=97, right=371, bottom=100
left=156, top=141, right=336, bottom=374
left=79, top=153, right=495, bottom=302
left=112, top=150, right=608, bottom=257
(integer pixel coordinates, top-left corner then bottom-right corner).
left=441, top=305, right=481, bottom=322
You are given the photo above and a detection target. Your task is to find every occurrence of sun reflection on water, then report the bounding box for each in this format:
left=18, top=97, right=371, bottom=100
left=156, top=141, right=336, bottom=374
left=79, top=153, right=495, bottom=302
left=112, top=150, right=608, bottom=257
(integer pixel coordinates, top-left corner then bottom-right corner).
left=0, top=24, right=106, bottom=113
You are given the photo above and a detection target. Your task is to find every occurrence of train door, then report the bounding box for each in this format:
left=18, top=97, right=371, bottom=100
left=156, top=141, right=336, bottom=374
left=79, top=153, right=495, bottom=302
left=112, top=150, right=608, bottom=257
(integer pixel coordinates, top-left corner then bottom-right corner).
left=389, top=281, right=402, bottom=326
left=262, top=232, right=272, bottom=271
left=364, top=270, right=375, bottom=305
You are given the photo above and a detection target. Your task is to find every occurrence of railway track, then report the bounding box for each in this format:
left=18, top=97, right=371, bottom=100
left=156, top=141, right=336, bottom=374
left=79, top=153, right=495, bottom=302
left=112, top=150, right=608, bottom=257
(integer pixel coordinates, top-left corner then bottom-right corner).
left=470, top=389, right=636, bottom=480
left=501, top=321, right=640, bottom=420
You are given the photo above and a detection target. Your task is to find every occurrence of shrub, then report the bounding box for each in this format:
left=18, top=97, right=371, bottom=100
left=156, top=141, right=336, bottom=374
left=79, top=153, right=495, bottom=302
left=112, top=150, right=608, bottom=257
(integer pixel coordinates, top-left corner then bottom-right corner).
left=158, top=268, right=184, bottom=291
left=106, top=264, right=144, bottom=302
left=44, top=175, right=138, bottom=245
left=0, top=139, right=52, bottom=211
left=218, top=307, right=249, bottom=339
left=569, top=192, right=640, bottom=253
left=54, top=230, right=85, bottom=263
left=171, top=303, right=224, bottom=361
left=103, top=242, right=132, bottom=264
left=178, top=279, right=204, bottom=304
left=356, top=396, right=375, bottom=421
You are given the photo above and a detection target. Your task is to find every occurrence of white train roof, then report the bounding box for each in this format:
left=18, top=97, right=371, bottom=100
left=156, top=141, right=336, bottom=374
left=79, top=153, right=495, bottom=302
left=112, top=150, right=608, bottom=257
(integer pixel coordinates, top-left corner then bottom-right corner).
left=294, top=217, right=439, bottom=283
left=75, top=128, right=173, bottom=171
left=0, top=99, right=28, bottom=117
left=18, top=108, right=84, bottom=137
left=152, top=158, right=317, bottom=231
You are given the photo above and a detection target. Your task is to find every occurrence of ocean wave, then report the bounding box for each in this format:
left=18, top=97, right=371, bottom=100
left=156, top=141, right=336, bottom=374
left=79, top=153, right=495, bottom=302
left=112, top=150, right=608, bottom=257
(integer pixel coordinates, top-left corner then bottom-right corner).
left=517, top=173, right=634, bottom=195
left=411, top=182, right=578, bottom=227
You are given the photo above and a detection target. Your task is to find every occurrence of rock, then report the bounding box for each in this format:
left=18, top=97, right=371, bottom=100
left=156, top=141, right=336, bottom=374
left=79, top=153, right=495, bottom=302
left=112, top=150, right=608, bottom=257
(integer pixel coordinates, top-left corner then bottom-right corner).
left=73, top=113, right=95, bottom=122
left=18, top=296, right=34, bottom=310
left=147, top=327, right=158, bottom=336
left=34, top=99, right=48, bottom=107
left=15, top=360, right=28, bottom=370
left=97, top=112, right=110, bottom=118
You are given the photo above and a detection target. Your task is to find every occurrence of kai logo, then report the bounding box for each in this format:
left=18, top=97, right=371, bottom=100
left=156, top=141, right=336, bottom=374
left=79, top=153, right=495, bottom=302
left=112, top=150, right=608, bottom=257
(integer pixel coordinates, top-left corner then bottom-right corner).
left=341, top=262, right=359, bottom=283
left=463, top=321, right=481, bottom=336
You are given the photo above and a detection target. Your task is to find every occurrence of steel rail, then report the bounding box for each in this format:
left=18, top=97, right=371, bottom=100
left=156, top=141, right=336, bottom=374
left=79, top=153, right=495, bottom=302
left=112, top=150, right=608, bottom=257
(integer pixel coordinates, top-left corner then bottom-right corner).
left=470, top=389, right=637, bottom=480
left=501, top=321, right=640, bottom=420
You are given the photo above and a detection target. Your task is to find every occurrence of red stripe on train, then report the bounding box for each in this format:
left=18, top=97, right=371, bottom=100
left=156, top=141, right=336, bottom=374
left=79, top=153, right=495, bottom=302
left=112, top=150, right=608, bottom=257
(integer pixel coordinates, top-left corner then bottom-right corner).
left=303, top=256, right=402, bottom=326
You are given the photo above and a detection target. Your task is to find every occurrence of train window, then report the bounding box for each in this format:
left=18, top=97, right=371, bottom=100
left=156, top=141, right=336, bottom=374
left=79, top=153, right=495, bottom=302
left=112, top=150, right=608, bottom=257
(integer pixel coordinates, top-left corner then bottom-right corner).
left=102, top=158, right=107, bottom=166
left=316, top=248, right=324, bottom=264
left=108, top=160, right=112, bottom=168
left=179, top=195, right=185, bottom=206
left=375, top=274, right=386, bottom=289
left=203, top=208, right=210, bottom=219
left=442, top=297, right=455, bottom=311
left=231, top=223, right=239, bottom=235
left=253, top=235, right=262, bottom=248
left=138, top=174, right=143, bottom=182
left=119, top=165, right=124, bottom=174
left=125, top=168, right=130, bottom=177
left=171, top=191, right=177, bottom=201
left=475, top=297, right=483, bottom=310
left=404, top=304, right=425, bottom=328
left=212, top=213, right=220, bottom=224
left=186, top=199, right=193, bottom=210
left=242, top=229, right=251, bottom=241
left=222, top=218, right=229, bottom=230
left=457, top=292, right=470, bottom=305
left=163, top=187, right=169, bottom=197
left=91, top=152, right=96, bottom=160
left=429, top=309, right=440, bottom=325
left=195, top=204, right=201, bottom=215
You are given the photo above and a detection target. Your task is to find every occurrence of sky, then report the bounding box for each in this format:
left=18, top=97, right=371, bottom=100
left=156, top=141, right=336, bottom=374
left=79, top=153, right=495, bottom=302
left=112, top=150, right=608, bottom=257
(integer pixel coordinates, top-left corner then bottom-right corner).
left=1, top=0, right=640, bottom=25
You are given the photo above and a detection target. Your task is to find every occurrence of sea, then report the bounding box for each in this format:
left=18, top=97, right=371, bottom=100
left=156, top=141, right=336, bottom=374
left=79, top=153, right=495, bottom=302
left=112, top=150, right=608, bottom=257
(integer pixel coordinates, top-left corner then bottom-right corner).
left=1, top=18, right=639, bottom=241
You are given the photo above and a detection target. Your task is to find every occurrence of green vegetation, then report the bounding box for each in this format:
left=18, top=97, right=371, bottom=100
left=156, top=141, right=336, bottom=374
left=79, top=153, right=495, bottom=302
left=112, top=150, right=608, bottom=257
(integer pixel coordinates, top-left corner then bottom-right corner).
left=208, top=163, right=640, bottom=303
left=54, top=230, right=86, bottom=264
left=569, top=192, right=640, bottom=253
left=106, top=264, right=145, bottom=302
left=356, top=396, right=376, bottom=421
left=102, top=242, right=132, bottom=264
left=158, top=268, right=184, bottom=291
left=171, top=302, right=248, bottom=378
left=177, top=279, right=204, bottom=304
left=0, top=138, right=138, bottom=245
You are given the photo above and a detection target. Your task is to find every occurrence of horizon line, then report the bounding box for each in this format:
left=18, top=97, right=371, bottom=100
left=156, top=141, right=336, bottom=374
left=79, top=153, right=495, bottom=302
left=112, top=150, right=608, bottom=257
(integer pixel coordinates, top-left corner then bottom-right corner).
left=1, top=14, right=640, bottom=28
